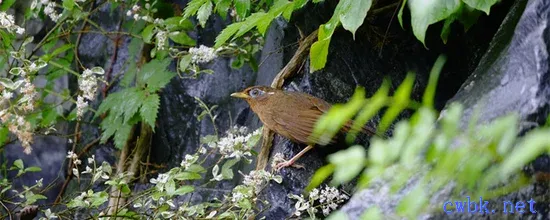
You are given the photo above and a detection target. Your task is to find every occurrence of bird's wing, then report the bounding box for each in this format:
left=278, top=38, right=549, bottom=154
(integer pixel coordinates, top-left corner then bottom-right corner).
left=268, top=92, right=330, bottom=145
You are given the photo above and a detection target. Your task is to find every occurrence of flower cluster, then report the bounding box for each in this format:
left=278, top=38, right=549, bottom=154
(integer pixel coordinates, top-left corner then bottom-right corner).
left=76, top=67, right=104, bottom=119
left=156, top=30, right=167, bottom=50
left=180, top=154, right=199, bottom=169
left=242, top=170, right=282, bottom=193
left=207, top=126, right=261, bottom=160
left=189, top=45, right=218, bottom=64
left=38, top=0, right=61, bottom=22
left=289, top=185, right=350, bottom=218
left=125, top=1, right=157, bottom=22
left=0, top=11, right=24, bottom=34
left=0, top=112, right=33, bottom=154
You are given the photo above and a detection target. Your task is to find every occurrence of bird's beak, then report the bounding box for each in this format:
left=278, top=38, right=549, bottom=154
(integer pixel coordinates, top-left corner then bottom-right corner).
left=230, top=92, right=248, bottom=99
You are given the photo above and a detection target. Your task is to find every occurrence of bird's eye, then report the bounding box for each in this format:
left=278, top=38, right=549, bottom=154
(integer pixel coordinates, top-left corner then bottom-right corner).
left=249, top=88, right=263, bottom=97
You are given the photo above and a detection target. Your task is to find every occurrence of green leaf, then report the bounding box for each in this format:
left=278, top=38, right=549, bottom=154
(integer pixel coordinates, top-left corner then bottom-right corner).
left=164, top=17, right=194, bottom=31
left=179, top=54, right=193, bottom=72
left=422, top=55, right=446, bottom=107
left=347, top=80, right=389, bottom=142
left=215, top=23, right=242, bottom=47
left=306, top=164, right=335, bottom=191
left=379, top=73, right=414, bottom=132
left=63, top=0, right=75, bottom=10
left=174, top=172, right=202, bottom=180
left=183, top=0, right=208, bottom=19
left=0, top=126, right=8, bottom=145
left=221, top=158, right=240, bottom=179
left=360, top=207, right=382, bottom=220
left=197, top=1, right=213, bottom=27
left=169, top=31, right=196, bottom=46
left=166, top=179, right=176, bottom=195
left=326, top=211, right=348, bottom=220
left=396, top=186, right=427, bottom=218
left=235, top=0, right=251, bottom=19
left=328, top=145, right=365, bottom=185
left=175, top=186, right=195, bottom=195
left=462, top=0, right=498, bottom=15
left=186, top=164, right=206, bottom=173
left=40, top=108, right=59, bottom=127
left=122, top=89, right=145, bottom=123
left=339, top=0, right=372, bottom=39
left=138, top=58, right=176, bottom=92
left=25, top=167, right=42, bottom=172
left=214, top=0, right=231, bottom=18
left=141, top=24, right=156, bottom=44
left=309, top=38, right=331, bottom=72
left=140, top=94, right=160, bottom=129
left=500, top=128, right=550, bottom=177
left=113, top=122, right=132, bottom=149
left=44, top=44, right=73, bottom=61
left=398, top=0, right=408, bottom=28
left=0, top=0, right=16, bottom=11
left=408, top=0, right=460, bottom=46
left=312, top=87, right=365, bottom=145
left=13, top=159, right=24, bottom=170
left=235, top=12, right=267, bottom=37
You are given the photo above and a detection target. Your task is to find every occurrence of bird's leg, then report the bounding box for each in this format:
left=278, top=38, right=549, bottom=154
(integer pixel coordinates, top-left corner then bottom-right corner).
left=274, top=145, right=314, bottom=171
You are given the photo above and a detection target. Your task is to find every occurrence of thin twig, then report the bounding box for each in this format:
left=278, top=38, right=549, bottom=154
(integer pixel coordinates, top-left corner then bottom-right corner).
left=0, top=200, right=12, bottom=220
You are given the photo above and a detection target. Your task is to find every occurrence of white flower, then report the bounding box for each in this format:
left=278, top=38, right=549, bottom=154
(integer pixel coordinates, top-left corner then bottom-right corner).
left=16, top=27, right=24, bottom=35
left=72, top=168, right=79, bottom=178
left=76, top=96, right=88, bottom=119
left=79, top=69, right=99, bottom=101
left=126, top=10, right=132, bottom=17
left=189, top=45, right=218, bottom=64
left=87, top=155, right=95, bottom=164
left=66, top=151, right=78, bottom=160
left=132, top=5, right=140, bottom=11
left=40, top=0, right=49, bottom=4
left=156, top=31, right=167, bottom=50
left=82, top=166, right=93, bottom=174
left=150, top=173, right=169, bottom=184
left=2, top=91, right=13, bottom=100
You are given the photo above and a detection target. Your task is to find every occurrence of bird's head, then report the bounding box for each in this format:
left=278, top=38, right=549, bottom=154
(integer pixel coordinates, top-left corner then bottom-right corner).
left=231, top=86, right=277, bottom=106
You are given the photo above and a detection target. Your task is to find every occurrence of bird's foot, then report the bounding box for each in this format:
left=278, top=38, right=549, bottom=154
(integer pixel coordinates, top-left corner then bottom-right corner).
left=274, top=160, right=304, bottom=171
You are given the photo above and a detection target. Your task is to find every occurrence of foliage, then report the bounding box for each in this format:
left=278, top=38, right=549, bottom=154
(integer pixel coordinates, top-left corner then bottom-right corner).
left=304, top=55, right=550, bottom=219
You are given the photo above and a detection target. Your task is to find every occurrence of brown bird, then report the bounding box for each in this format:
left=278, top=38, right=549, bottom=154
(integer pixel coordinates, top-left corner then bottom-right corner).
left=231, top=86, right=376, bottom=171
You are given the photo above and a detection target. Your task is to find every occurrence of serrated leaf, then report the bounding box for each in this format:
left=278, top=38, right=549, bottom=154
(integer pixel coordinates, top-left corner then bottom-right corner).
left=408, top=0, right=460, bottom=46
left=235, top=12, right=267, bottom=37
left=235, top=0, right=251, bottom=19
left=140, top=94, right=160, bottom=129
left=122, top=89, right=145, bottom=123
left=183, top=0, right=208, bottom=19
left=169, top=32, right=196, bottom=46
left=339, top=0, right=372, bottom=39
left=215, top=23, right=242, bottom=47
left=113, top=122, right=132, bottom=149
left=40, top=108, right=58, bottom=126
left=142, top=24, right=156, bottom=44
left=164, top=17, right=194, bottom=31
left=197, top=1, right=213, bottom=27
left=214, top=0, right=231, bottom=18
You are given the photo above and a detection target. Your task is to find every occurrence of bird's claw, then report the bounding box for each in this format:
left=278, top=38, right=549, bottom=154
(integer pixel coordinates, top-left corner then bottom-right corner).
left=274, top=160, right=304, bottom=172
